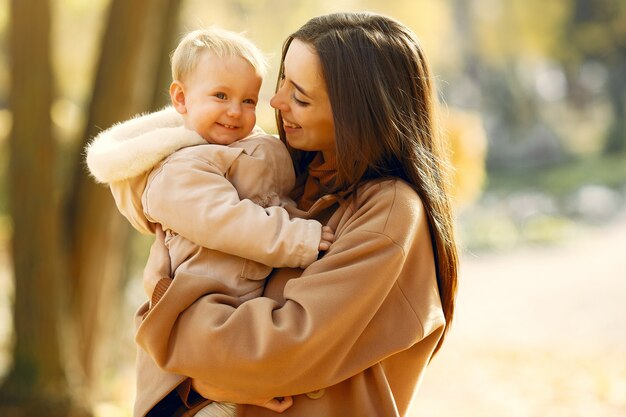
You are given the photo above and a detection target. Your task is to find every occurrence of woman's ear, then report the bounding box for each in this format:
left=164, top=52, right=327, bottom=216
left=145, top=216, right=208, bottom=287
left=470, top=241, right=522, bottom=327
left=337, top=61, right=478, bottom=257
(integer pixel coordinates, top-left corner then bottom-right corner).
left=169, top=81, right=187, bottom=114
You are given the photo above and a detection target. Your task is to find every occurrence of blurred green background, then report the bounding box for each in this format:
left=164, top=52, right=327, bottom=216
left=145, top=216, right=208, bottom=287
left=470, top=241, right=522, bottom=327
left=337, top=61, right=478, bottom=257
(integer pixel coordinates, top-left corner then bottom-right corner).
left=0, top=0, right=624, bottom=416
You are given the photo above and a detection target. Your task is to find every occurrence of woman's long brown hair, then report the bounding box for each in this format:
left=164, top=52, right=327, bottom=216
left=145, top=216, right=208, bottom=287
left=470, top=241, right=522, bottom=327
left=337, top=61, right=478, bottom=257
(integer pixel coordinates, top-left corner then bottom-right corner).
left=276, top=12, right=458, bottom=355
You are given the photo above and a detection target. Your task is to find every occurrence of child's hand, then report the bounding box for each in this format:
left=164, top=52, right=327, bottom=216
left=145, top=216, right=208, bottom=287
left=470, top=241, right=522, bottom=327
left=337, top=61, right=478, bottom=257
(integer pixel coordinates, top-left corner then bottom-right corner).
left=318, top=225, right=335, bottom=251
left=249, top=396, right=293, bottom=413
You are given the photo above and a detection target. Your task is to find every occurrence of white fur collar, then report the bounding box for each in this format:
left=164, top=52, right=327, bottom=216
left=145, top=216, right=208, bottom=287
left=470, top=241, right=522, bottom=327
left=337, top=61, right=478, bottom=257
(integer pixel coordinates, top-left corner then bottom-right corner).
left=85, top=107, right=205, bottom=183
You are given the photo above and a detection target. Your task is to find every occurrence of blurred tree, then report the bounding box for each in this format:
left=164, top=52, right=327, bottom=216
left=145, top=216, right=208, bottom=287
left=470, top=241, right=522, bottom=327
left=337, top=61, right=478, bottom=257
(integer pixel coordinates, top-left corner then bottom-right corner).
left=0, top=0, right=78, bottom=415
left=0, top=0, right=182, bottom=415
left=447, top=0, right=573, bottom=170
left=560, top=0, right=626, bottom=154
left=443, top=109, right=487, bottom=209
left=66, top=0, right=182, bottom=406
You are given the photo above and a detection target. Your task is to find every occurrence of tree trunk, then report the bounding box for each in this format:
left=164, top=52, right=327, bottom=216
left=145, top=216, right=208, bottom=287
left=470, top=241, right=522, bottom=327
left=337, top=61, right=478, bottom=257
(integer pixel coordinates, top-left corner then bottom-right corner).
left=603, top=54, right=626, bottom=154
left=0, top=0, right=83, bottom=415
left=0, top=0, right=183, bottom=414
left=64, top=0, right=183, bottom=405
left=150, top=0, right=183, bottom=110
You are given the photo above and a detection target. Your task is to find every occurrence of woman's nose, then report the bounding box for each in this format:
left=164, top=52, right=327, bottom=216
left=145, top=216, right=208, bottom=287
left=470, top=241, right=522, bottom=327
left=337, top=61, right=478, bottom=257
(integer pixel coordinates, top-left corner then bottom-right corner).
left=270, top=90, right=288, bottom=111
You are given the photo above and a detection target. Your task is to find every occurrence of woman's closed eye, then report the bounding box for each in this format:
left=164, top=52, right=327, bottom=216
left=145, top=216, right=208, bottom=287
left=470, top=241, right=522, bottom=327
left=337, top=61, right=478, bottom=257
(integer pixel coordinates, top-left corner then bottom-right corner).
left=291, top=93, right=309, bottom=107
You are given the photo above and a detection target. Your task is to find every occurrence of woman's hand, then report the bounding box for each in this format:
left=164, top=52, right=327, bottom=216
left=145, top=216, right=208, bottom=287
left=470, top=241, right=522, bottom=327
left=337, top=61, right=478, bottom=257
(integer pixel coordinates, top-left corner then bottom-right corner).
left=143, top=224, right=171, bottom=299
left=192, top=379, right=293, bottom=413
left=318, top=225, right=335, bottom=251
left=249, top=396, right=293, bottom=413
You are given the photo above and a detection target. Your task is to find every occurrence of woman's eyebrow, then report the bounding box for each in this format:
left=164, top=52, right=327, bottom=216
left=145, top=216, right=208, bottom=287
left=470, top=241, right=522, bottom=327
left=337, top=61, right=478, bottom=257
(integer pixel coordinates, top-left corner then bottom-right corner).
left=291, top=80, right=311, bottom=98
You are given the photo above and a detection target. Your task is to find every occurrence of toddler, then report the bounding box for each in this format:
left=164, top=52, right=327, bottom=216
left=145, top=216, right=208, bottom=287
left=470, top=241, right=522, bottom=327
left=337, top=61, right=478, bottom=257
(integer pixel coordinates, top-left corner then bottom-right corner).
left=87, top=27, right=332, bottom=416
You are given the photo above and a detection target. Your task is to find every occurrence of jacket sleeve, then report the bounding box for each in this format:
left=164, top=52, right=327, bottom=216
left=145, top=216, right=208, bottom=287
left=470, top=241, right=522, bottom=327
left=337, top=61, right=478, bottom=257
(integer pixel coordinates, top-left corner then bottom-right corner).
left=142, top=153, right=322, bottom=269
left=85, top=106, right=205, bottom=184
left=135, top=182, right=445, bottom=401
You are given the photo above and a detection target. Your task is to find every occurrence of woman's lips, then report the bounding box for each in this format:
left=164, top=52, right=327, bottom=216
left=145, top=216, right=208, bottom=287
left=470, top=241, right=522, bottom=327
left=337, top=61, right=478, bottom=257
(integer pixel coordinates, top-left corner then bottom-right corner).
left=283, top=120, right=300, bottom=129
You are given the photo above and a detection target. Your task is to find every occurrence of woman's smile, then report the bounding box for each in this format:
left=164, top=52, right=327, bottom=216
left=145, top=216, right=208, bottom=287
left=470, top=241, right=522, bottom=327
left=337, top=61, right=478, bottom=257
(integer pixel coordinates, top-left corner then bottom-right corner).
left=282, top=119, right=301, bottom=129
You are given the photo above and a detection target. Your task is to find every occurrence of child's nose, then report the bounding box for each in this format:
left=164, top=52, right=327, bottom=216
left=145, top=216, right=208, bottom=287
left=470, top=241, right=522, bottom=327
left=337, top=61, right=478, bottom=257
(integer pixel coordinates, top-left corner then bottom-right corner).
left=227, top=102, right=242, bottom=117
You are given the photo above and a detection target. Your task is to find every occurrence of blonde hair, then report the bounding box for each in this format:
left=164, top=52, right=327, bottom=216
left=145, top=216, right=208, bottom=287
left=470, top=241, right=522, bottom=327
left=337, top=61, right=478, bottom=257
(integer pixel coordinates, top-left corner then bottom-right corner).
left=171, top=27, right=268, bottom=82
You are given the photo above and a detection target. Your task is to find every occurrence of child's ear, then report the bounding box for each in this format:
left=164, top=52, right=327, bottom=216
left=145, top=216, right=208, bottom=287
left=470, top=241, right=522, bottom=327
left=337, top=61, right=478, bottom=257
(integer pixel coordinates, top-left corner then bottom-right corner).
left=169, top=81, right=187, bottom=114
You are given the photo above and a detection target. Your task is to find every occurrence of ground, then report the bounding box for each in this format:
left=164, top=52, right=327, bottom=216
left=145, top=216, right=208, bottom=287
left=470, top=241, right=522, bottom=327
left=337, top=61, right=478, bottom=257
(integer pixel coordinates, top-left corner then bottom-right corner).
left=410, top=212, right=626, bottom=416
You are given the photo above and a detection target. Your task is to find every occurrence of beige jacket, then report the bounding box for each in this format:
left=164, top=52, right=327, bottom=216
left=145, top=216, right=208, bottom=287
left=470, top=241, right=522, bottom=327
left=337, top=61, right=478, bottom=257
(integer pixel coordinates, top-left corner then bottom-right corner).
left=86, top=107, right=322, bottom=301
left=134, top=177, right=446, bottom=417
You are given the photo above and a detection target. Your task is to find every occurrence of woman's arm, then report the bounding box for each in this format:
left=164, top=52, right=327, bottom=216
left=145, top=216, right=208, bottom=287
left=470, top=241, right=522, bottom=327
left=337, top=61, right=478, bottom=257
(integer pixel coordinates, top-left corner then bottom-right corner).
left=136, top=181, right=445, bottom=401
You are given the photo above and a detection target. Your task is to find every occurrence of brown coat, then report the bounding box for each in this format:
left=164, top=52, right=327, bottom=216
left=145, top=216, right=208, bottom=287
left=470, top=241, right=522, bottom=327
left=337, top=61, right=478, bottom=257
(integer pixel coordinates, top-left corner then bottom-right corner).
left=86, top=107, right=322, bottom=302
left=135, top=178, right=445, bottom=417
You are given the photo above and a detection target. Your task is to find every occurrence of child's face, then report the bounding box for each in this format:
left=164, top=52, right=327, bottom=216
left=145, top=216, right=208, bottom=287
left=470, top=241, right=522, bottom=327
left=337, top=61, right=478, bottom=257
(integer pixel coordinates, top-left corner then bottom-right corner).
left=173, top=52, right=262, bottom=145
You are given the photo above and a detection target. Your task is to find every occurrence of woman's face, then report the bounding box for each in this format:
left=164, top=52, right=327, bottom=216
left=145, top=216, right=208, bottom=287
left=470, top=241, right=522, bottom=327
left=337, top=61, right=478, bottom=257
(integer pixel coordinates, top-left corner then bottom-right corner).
left=270, top=39, right=336, bottom=159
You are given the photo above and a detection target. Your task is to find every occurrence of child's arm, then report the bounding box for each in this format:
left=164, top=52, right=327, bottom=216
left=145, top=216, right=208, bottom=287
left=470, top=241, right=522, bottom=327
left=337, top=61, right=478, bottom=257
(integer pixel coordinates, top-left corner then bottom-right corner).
left=142, top=151, right=325, bottom=269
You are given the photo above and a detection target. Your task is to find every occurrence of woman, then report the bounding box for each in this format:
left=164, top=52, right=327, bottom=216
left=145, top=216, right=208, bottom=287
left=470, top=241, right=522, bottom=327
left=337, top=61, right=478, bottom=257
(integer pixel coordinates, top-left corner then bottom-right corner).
left=135, top=11, right=458, bottom=417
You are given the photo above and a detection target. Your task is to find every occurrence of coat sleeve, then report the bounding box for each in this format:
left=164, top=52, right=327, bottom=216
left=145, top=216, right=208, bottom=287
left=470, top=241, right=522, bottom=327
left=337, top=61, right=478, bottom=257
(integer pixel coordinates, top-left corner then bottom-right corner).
left=85, top=107, right=205, bottom=183
left=135, top=182, right=445, bottom=401
left=142, top=153, right=322, bottom=269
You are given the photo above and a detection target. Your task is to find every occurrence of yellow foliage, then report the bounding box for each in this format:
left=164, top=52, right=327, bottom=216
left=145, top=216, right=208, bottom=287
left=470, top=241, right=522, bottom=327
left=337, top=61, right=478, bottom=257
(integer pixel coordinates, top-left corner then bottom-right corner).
left=441, top=108, right=488, bottom=209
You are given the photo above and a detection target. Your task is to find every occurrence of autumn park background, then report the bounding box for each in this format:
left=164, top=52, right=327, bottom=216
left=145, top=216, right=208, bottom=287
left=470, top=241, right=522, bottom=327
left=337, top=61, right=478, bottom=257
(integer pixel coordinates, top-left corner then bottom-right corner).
left=0, top=0, right=624, bottom=416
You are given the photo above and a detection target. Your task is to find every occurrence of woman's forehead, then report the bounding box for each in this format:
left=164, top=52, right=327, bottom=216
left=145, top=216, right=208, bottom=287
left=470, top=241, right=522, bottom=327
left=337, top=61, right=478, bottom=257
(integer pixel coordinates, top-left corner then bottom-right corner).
left=284, top=39, right=324, bottom=89
left=284, top=39, right=321, bottom=79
